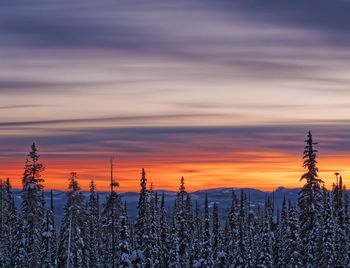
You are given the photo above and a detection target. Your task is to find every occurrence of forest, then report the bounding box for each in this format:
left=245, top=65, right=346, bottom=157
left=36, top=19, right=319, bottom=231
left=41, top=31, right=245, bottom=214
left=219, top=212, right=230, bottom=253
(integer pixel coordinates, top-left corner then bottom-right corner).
left=0, top=131, right=348, bottom=267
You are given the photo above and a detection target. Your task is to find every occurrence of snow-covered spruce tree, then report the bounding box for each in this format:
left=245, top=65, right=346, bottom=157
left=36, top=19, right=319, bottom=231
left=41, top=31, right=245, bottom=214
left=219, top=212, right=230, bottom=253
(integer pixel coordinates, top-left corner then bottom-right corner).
left=332, top=175, right=348, bottom=266
left=226, top=191, right=238, bottom=264
left=298, top=131, right=323, bottom=267
left=0, top=178, right=19, bottom=267
left=169, top=201, right=180, bottom=268
left=318, top=190, right=335, bottom=267
left=133, top=168, right=149, bottom=267
left=100, top=184, right=123, bottom=267
left=265, top=195, right=274, bottom=231
left=192, top=200, right=203, bottom=267
left=144, top=184, right=161, bottom=267
left=233, top=189, right=246, bottom=267
left=333, top=174, right=346, bottom=225
left=284, top=202, right=302, bottom=267
left=57, top=172, right=89, bottom=268
left=14, top=216, right=27, bottom=268
left=343, top=188, right=350, bottom=264
left=159, top=192, right=170, bottom=267
left=274, top=196, right=288, bottom=267
left=87, top=179, right=100, bottom=267
left=174, top=177, right=192, bottom=267
left=21, top=143, right=46, bottom=267
left=0, top=180, right=4, bottom=266
left=119, top=202, right=132, bottom=268
left=200, top=193, right=213, bottom=267
left=222, top=222, right=230, bottom=262
left=185, top=193, right=194, bottom=264
left=41, top=190, right=57, bottom=267
left=245, top=206, right=258, bottom=268
left=212, top=202, right=223, bottom=265
left=214, top=201, right=227, bottom=267
left=256, top=197, right=274, bottom=268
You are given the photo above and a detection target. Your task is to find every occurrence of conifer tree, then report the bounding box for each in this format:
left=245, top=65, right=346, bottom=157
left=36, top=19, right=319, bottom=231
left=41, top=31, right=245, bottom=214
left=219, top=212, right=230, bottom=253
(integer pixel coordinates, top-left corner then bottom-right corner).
left=134, top=168, right=148, bottom=244
left=159, top=192, right=170, bottom=267
left=298, top=131, right=323, bottom=266
left=144, top=184, right=161, bottom=267
left=57, top=172, right=89, bottom=268
left=133, top=168, right=149, bottom=266
left=175, top=177, right=191, bottom=267
left=119, top=203, right=132, bottom=268
left=285, top=202, right=302, bottom=267
left=169, top=201, right=180, bottom=268
left=256, top=198, right=274, bottom=268
left=319, top=191, right=335, bottom=267
left=233, top=190, right=246, bottom=267
left=100, top=188, right=122, bottom=267
left=87, top=179, right=100, bottom=267
left=100, top=159, right=123, bottom=268
left=42, top=190, right=57, bottom=267
left=192, top=200, right=203, bottom=266
left=0, top=179, right=19, bottom=267
left=200, top=193, right=213, bottom=266
left=212, top=202, right=221, bottom=263
left=0, top=180, right=5, bottom=266
left=21, top=143, right=45, bottom=267
left=14, top=217, right=27, bottom=268
left=245, top=207, right=258, bottom=268
left=227, top=191, right=238, bottom=264
left=332, top=174, right=348, bottom=266
left=274, top=196, right=288, bottom=267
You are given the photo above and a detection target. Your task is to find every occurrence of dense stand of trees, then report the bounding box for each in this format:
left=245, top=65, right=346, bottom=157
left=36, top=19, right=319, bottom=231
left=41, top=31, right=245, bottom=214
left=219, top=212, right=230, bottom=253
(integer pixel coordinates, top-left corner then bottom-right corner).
left=1, top=132, right=350, bottom=267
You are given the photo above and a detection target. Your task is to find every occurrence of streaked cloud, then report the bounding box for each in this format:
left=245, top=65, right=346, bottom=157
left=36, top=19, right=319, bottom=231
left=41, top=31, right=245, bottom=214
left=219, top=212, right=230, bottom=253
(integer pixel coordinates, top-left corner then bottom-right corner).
left=1, top=0, right=350, bottom=190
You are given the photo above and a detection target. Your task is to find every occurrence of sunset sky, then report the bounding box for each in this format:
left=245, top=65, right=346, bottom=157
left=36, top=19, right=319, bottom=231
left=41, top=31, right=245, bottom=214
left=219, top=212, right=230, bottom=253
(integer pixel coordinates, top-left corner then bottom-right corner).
left=1, top=0, right=350, bottom=191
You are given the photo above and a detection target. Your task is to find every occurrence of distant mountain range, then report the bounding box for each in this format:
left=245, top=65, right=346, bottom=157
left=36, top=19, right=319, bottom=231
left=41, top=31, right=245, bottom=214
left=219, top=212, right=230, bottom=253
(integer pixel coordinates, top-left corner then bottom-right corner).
left=11, top=187, right=301, bottom=226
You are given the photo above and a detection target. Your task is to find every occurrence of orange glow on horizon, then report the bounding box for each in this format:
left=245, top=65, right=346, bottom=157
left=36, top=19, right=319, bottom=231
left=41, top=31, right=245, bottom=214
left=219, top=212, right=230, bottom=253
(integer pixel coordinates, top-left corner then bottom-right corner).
left=2, top=151, right=350, bottom=192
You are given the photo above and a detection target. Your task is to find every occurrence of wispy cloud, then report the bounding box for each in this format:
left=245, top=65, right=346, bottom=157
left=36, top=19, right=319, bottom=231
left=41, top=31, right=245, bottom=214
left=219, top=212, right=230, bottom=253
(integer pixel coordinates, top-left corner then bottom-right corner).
left=1, top=0, right=350, bottom=190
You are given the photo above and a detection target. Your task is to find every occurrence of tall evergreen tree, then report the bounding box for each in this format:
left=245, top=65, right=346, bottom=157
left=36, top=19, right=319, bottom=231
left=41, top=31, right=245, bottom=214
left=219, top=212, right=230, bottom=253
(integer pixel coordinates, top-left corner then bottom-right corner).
left=298, top=131, right=323, bottom=266
left=200, top=193, right=213, bottom=266
left=41, top=190, right=57, bottom=267
left=159, top=192, right=170, bottom=267
left=256, top=198, right=273, bottom=268
left=57, top=172, right=89, bottom=268
left=133, top=168, right=149, bottom=266
left=21, top=143, right=45, bottom=267
left=212, top=202, right=221, bottom=264
left=319, top=191, right=335, bottom=267
left=332, top=174, right=348, bottom=266
left=245, top=206, right=258, bottom=268
left=119, top=203, right=132, bottom=268
left=175, top=177, right=191, bottom=267
left=169, top=201, right=180, bottom=268
left=192, top=200, right=203, bottom=267
left=143, top=184, right=161, bottom=267
left=87, top=179, right=100, bottom=267
left=233, top=190, right=246, bottom=267
left=227, top=191, right=238, bottom=265
left=0, top=178, right=19, bottom=267
left=274, top=196, right=288, bottom=267
left=285, top=202, right=302, bottom=267
left=100, top=159, right=123, bottom=268
left=100, top=188, right=122, bottom=267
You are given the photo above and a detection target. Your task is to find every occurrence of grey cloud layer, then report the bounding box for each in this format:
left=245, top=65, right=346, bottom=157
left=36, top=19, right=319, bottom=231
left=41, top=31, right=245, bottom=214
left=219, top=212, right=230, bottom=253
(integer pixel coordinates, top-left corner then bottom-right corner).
left=1, top=125, right=350, bottom=160
left=1, top=0, right=350, bottom=126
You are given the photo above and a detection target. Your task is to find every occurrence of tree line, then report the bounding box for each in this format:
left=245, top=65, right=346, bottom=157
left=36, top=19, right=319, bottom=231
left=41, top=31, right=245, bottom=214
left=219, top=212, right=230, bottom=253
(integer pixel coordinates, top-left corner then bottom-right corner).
left=0, top=131, right=349, bottom=267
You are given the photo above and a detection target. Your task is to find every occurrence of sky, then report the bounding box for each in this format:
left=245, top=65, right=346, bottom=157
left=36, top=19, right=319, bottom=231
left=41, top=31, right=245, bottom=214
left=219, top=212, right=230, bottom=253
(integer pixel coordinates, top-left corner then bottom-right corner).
left=1, top=0, right=350, bottom=191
